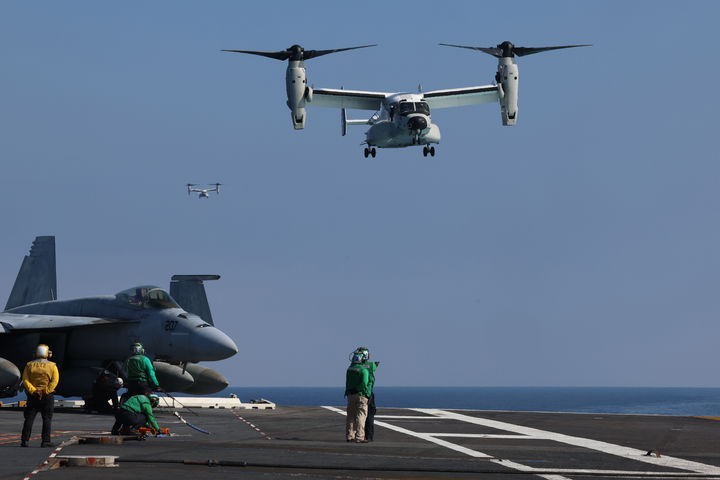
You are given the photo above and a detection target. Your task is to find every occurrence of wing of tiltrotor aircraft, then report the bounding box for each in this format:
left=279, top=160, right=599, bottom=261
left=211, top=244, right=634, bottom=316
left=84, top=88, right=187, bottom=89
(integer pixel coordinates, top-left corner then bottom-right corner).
left=308, top=84, right=499, bottom=110
left=422, top=85, right=499, bottom=108
left=308, top=88, right=388, bottom=110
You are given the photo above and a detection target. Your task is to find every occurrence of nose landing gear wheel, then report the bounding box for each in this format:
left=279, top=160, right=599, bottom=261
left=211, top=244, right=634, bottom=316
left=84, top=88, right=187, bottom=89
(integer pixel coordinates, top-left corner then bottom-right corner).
left=430, top=146, right=435, bottom=157
left=423, top=146, right=429, bottom=157
left=364, top=148, right=369, bottom=158
left=370, top=148, right=376, bottom=158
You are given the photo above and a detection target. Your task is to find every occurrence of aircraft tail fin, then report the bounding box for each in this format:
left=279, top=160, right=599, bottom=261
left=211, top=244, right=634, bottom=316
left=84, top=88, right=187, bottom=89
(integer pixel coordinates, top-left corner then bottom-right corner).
left=170, top=275, right=220, bottom=326
left=5, top=236, right=57, bottom=311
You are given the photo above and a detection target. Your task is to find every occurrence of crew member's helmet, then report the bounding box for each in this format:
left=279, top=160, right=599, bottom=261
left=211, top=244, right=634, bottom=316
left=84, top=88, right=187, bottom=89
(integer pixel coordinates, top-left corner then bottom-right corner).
left=148, top=394, right=160, bottom=408
left=35, top=344, right=51, bottom=359
left=131, top=342, right=145, bottom=355
left=349, top=350, right=364, bottom=363
left=349, top=347, right=369, bottom=363
left=357, top=347, right=370, bottom=362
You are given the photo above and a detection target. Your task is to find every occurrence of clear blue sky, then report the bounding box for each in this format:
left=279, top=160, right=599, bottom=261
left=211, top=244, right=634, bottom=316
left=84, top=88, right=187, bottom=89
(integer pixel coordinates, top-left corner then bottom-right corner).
left=1, top=1, right=719, bottom=387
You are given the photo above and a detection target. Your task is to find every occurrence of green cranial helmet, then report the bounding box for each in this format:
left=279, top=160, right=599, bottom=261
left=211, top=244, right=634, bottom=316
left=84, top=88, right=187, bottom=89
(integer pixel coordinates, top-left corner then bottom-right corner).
left=357, top=347, right=369, bottom=362
left=148, top=394, right=160, bottom=407
left=131, top=342, right=145, bottom=355
left=349, top=349, right=364, bottom=363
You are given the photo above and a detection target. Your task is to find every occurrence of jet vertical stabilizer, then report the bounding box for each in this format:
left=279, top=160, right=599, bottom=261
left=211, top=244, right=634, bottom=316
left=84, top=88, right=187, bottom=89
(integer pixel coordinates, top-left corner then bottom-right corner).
left=170, top=275, right=220, bottom=325
left=5, top=236, right=57, bottom=311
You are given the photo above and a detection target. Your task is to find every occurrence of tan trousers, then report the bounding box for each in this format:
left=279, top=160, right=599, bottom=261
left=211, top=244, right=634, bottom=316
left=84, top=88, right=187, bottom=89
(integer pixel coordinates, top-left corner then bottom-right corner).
left=346, top=393, right=368, bottom=441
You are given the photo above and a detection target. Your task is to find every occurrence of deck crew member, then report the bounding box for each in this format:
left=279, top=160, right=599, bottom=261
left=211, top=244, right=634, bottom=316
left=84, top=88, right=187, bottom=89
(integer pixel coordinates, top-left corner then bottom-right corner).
left=123, top=342, right=160, bottom=398
left=356, top=347, right=379, bottom=441
left=85, top=370, right=122, bottom=413
left=20, top=344, right=59, bottom=447
left=111, top=393, right=161, bottom=435
left=345, top=349, right=370, bottom=443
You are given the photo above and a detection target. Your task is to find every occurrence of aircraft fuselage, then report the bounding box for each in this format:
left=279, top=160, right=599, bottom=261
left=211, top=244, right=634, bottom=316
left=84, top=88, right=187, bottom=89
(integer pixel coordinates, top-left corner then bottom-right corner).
left=366, top=94, right=441, bottom=148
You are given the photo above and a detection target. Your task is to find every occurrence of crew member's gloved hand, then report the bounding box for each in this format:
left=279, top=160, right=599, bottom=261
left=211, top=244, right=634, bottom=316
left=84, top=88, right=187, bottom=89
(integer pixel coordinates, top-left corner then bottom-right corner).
left=154, top=386, right=164, bottom=393
left=35, top=389, right=45, bottom=399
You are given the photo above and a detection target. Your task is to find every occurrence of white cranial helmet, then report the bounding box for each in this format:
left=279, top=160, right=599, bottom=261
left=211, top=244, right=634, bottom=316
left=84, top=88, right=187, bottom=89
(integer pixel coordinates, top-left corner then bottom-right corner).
left=35, top=344, right=49, bottom=359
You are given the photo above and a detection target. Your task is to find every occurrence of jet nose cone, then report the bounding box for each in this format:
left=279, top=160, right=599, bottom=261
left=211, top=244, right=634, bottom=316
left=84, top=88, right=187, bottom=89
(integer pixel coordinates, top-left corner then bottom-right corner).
left=408, top=116, right=427, bottom=131
left=191, top=327, right=238, bottom=361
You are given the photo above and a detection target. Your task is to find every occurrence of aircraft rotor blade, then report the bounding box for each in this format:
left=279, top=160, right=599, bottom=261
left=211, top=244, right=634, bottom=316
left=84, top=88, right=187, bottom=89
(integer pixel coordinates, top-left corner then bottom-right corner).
left=513, top=44, right=592, bottom=57
left=303, top=44, right=377, bottom=60
left=439, top=42, right=590, bottom=58
left=222, top=44, right=376, bottom=62
left=439, top=43, right=502, bottom=57
left=221, top=49, right=291, bottom=61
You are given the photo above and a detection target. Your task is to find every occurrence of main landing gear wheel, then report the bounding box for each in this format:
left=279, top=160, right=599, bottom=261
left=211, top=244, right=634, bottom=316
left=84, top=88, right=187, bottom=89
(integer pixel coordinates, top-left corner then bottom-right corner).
left=423, top=146, right=436, bottom=157
left=364, top=147, right=376, bottom=158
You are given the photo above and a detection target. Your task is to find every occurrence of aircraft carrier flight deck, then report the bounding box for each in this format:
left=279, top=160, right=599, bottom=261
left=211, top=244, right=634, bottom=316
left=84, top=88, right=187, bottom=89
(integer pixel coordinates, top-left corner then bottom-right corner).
left=2, top=403, right=720, bottom=480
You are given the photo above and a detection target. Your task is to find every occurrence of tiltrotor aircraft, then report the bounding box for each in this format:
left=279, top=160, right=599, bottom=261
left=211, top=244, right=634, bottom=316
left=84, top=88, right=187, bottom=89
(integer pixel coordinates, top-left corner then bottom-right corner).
left=187, top=183, right=221, bottom=198
left=0, top=237, right=238, bottom=399
left=223, top=41, right=589, bottom=157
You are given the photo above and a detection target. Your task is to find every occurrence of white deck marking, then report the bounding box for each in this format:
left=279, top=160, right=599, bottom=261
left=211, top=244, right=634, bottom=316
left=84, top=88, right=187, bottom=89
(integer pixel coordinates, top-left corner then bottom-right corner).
left=415, top=409, right=720, bottom=475
left=322, top=406, right=571, bottom=480
left=374, top=415, right=438, bottom=419
left=323, top=406, right=492, bottom=457
left=427, top=433, right=535, bottom=439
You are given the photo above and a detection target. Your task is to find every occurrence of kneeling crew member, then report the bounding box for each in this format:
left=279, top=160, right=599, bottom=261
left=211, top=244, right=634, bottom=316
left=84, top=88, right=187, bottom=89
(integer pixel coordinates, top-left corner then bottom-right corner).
left=21, top=344, right=59, bottom=448
left=112, top=393, right=161, bottom=435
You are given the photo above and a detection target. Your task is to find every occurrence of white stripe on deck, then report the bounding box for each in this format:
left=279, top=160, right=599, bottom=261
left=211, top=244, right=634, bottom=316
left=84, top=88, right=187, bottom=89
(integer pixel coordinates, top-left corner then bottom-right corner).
left=427, top=433, right=535, bottom=439
left=322, top=405, right=571, bottom=480
left=324, top=406, right=720, bottom=479
left=415, top=409, right=720, bottom=476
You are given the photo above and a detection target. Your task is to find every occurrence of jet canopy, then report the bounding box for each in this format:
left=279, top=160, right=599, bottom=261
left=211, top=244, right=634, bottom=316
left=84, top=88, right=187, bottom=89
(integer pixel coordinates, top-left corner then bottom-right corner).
left=115, top=286, right=180, bottom=310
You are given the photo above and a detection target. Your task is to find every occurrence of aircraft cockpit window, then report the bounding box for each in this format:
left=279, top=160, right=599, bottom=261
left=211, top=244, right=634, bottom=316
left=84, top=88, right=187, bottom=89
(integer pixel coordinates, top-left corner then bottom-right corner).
left=398, top=102, right=414, bottom=115
left=398, top=102, right=430, bottom=116
left=416, top=102, right=430, bottom=115
left=145, top=288, right=180, bottom=309
left=115, top=286, right=180, bottom=309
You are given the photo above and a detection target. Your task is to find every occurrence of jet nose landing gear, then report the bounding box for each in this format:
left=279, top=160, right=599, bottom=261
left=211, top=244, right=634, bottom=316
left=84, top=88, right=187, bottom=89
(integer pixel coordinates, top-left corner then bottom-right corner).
left=364, top=147, right=376, bottom=158
left=422, top=146, right=436, bottom=157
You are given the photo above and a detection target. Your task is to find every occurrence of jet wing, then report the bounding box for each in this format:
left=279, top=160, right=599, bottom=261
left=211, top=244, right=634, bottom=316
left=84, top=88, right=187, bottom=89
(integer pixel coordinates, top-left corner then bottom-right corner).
left=0, top=313, right=136, bottom=333
left=423, top=85, right=499, bottom=109
left=309, top=88, right=388, bottom=111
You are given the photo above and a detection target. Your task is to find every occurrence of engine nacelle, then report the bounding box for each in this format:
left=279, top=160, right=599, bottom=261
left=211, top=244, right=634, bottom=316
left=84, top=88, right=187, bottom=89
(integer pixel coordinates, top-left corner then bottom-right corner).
left=498, top=58, right=518, bottom=126
left=286, top=61, right=307, bottom=129
left=0, top=358, right=21, bottom=397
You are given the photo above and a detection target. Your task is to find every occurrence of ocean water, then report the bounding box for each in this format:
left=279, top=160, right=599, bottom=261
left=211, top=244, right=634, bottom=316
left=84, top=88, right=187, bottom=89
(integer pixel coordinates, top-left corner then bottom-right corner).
left=223, top=386, right=720, bottom=416
left=5, top=387, right=720, bottom=416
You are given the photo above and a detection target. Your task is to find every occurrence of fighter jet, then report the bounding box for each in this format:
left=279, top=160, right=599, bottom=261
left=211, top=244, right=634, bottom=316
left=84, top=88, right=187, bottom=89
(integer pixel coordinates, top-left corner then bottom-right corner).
left=0, top=236, right=238, bottom=398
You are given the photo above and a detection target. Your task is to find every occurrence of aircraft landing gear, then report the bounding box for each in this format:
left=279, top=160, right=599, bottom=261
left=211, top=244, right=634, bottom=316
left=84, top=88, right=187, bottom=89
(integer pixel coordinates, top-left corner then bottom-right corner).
left=423, top=146, right=436, bottom=157
left=364, top=147, right=376, bottom=158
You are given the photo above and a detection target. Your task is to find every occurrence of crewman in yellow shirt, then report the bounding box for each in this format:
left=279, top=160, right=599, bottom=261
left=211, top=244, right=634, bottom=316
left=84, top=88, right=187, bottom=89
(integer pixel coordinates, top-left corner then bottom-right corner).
left=20, top=344, right=59, bottom=447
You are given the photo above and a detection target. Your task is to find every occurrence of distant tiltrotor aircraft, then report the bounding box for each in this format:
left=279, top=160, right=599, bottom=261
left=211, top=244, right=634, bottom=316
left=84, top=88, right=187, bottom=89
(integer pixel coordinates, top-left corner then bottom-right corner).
left=0, top=236, right=238, bottom=398
left=187, top=183, right=221, bottom=198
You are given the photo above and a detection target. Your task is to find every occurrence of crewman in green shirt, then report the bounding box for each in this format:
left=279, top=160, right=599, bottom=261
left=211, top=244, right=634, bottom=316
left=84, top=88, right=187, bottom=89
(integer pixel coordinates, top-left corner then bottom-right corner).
left=356, top=347, right=379, bottom=441
left=111, top=393, right=161, bottom=435
left=123, top=342, right=160, bottom=398
left=345, top=349, right=371, bottom=442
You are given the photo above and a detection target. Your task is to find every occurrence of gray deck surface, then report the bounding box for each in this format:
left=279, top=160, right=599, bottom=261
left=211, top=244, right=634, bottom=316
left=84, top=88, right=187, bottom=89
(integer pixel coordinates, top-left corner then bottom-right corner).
left=2, top=404, right=720, bottom=479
